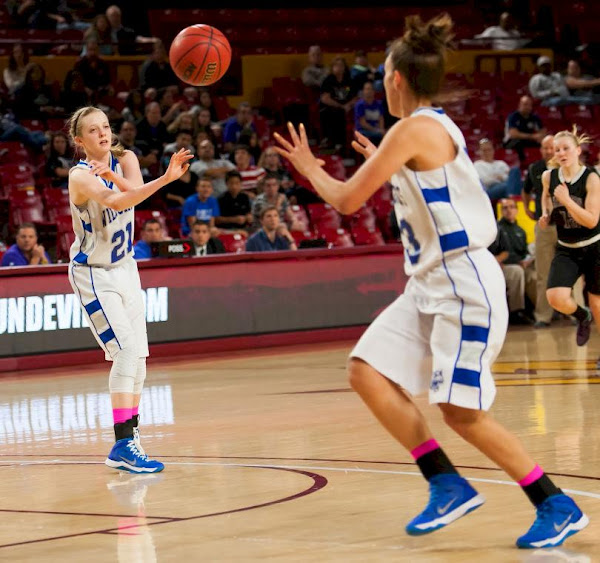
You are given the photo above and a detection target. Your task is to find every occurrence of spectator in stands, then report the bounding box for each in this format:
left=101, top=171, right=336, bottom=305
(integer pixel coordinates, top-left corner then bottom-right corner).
left=354, top=81, right=385, bottom=145
left=489, top=199, right=536, bottom=325
left=157, top=87, right=184, bottom=127
left=246, top=206, right=297, bottom=252
left=565, top=60, right=600, bottom=103
left=121, top=89, right=145, bottom=123
left=82, top=13, right=114, bottom=56
left=12, top=62, right=56, bottom=121
left=74, top=39, right=112, bottom=100
left=474, top=12, right=529, bottom=50
left=133, top=218, right=163, bottom=260
left=1, top=223, right=51, bottom=266
left=181, top=176, right=220, bottom=236
left=0, top=101, right=47, bottom=152
left=222, top=102, right=255, bottom=155
left=529, top=56, right=591, bottom=107
left=233, top=144, right=265, bottom=196
left=252, top=173, right=301, bottom=231
left=522, top=134, right=558, bottom=328
left=166, top=111, right=195, bottom=141
left=503, top=95, right=546, bottom=160
left=118, top=120, right=159, bottom=178
left=45, top=131, right=72, bottom=189
left=319, top=56, right=359, bottom=152
left=198, top=88, right=219, bottom=122
left=136, top=101, right=169, bottom=155
left=139, top=40, right=179, bottom=92
left=190, top=139, right=234, bottom=198
left=23, top=0, right=77, bottom=31
left=301, top=45, right=329, bottom=92
left=164, top=167, right=197, bottom=209
left=194, top=108, right=219, bottom=147
left=238, top=127, right=261, bottom=164
left=474, top=138, right=522, bottom=199
left=257, top=146, right=294, bottom=191
left=105, top=4, right=140, bottom=56
left=161, top=130, right=195, bottom=173
left=189, top=219, right=225, bottom=257
left=2, top=43, right=29, bottom=96
left=350, top=50, right=376, bottom=91
left=216, top=170, right=253, bottom=231
left=60, top=70, right=90, bottom=115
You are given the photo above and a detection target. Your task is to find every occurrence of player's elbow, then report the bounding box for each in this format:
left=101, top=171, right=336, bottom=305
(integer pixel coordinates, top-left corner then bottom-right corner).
left=105, top=196, right=128, bottom=212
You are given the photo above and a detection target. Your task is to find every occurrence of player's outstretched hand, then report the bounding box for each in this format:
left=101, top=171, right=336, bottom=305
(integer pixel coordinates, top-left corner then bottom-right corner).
left=273, top=123, right=324, bottom=178
left=351, top=130, right=377, bottom=160
left=164, top=148, right=193, bottom=183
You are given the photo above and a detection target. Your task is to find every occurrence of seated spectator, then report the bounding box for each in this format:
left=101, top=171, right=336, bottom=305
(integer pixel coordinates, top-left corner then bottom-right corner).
left=529, top=56, right=592, bottom=107
left=136, top=101, right=169, bottom=155
left=257, top=146, right=294, bottom=191
left=474, top=12, right=529, bottom=50
left=194, top=108, right=219, bottom=147
left=157, top=87, right=184, bottom=127
left=238, top=126, right=261, bottom=164
left=302, top=45, right=329, bottom=93
left=139, top=40, right=179, bottom=92
left=1, top=223, right=51, bottom=266
left=474, top=139, right=522, bottom=199
left=216, top=170, right=253, bottom=231
left=12, top=63, right=56, bottom=121
left=118, top=120, right=159, bottom=179
left=233, top=144, right=265, bottom=196
left=3, top=43, right=29, bottom=96
left=319, top=57, right=359, bottom=152
left=503, top=95, right=546, bottom=160
left=489, top=199, right=536, bottom=325
left=74, top=39, right=112, bottom=100
left=198, top=88, right=219, bottom=123
left=189, top=219, right=225, bottom=257
left=246, top=206, right=298, bottom=252
left=105, top=4, right=148, bottom=56
left=167, top=111, right=195, bottom=141
left=190, top=139, right=234, bottom=198
left=252, top=173, right=302, bottom=231
left=222, top=102, right=255, bottom=155
left=133, top=218, right=164, bottom=260
left=121, top=89, right=145, bottom=124
left=164, top=168, right=198, bottom=209
left=354, top=81, right=385, bottom=145
left=181, top=177, right=220, bottom=236
left=161, top=130, right=195, bottom=173
left=82, top=14, right=115, bottom=56
left=60, top=70, right=90, bottom=114
left=45, top=131, right=72, bottom=189
left=350, top=50, right=376, bottom=91
left=565, top=60, right=600, bottom=103
left=0, top=102, right=48, bottom=152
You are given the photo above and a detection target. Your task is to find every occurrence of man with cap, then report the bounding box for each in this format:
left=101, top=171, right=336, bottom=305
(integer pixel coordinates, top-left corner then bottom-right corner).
left=529, top=56, right=592, bottom=106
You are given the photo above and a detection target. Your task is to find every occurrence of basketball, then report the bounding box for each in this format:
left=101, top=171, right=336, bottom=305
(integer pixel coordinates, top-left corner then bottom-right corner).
left=168, top=24, right=232, bottom=86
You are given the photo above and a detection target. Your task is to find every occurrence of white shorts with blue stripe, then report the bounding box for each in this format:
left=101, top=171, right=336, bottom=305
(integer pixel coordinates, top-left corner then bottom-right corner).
left=69, top=257, right=149, bottom=361
left=350, top=248, right=508, bottom=411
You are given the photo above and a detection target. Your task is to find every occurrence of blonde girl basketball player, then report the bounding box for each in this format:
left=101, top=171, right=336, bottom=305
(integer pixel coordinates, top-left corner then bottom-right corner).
left=274, top=14, right=588, bottom=549
left=68, top=106, right=192, bottom=473
left=540, top=128, right=600, bottom=354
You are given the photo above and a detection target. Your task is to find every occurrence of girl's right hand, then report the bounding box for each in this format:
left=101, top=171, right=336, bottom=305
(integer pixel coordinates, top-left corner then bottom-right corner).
left=164, top=149, right=193, bottom=183
left=351, top=130, right=377, bottom=160
left=538, top=213, right=550, bottom=229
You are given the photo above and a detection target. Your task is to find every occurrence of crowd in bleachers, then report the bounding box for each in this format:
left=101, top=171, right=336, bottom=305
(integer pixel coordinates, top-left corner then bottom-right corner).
left=1, top=3, right=600, bottom=273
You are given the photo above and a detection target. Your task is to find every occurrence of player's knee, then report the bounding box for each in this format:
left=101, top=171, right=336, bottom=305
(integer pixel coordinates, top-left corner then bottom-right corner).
left=108, top=345, right=138, bottom=394
left=347, top=358, right=368, bottom=392
left=440, top=404, right=482, bottom=436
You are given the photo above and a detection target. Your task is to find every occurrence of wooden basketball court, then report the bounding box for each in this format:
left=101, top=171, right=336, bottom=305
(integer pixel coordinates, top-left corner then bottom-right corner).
left=1, top=321, right=599, bottom=561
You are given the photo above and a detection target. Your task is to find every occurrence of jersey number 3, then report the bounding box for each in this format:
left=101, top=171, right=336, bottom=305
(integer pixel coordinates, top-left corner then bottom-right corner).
left=111, top=223, right=133, bottom=263
left=399, top=219, right=421, bottom=264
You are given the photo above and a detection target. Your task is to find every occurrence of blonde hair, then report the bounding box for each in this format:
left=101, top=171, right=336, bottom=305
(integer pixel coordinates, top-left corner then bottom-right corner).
left=549, top=124, right=592, bottom=168
left=68, top=106, right=125, bottom=159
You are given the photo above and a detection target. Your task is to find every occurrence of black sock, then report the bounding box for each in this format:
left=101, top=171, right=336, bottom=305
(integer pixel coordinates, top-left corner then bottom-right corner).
left=132, top=414, right=139, bottom=428
left=416, top=447, right=458, bottom=481
left=573, top=305, right=590, bottom=322
left=522, top=473, right=562, bottom=507
left=114, top=418, right=134, bottom=442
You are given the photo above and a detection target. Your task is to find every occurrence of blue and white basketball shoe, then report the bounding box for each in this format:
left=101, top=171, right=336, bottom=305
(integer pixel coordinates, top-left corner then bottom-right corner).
left=516, top=494, right=589, bottom=549
left=405, top=473, right=485, bottom=535
left=105, top=438, right=164, bottom=473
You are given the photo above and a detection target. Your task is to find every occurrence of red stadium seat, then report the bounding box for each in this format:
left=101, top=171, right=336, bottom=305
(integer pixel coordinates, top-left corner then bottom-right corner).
left=134, top=209, right=168, bottom=239
left=351, top=226, right=385, bottom=246
left=348, top=205, right=377, bottom=230
left=0, top=142, right=29, bottom=164
left=317, top=227, right=354, bottom=248
left=0, top=164, right=35, bottom=196
left=10, top=189, right=45, bottom=226
left=291, top=229, right=312, bottom=245
left=288, top=205, right=311, bottom=232
left=307, top=203, right=342, bottom=231
left=218, top=232, right=247, bottom=253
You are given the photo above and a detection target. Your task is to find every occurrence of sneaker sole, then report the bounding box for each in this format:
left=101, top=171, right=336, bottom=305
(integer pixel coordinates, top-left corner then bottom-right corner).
left=406, top=494, right=486, bottom=536
left=105, top=458, right=164, bottom=474
left=517, top=513, right=589, bottom=549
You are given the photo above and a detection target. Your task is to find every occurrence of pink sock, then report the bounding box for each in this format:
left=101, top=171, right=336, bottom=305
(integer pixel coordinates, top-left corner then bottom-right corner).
left=518, top=464, right=544, bottom=486
left=113, top=408, right=132, bottom=424
left=411, top=439, right=440, bottom=460
left=132, top=406, right=139, bottom=417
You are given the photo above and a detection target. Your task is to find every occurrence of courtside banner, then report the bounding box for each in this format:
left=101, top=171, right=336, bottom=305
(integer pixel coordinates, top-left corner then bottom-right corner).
left=0, top=247, right=406, bottom=359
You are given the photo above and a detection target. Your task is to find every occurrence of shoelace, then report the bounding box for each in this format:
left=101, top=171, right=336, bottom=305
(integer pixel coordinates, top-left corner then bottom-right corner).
left=127, top=440, right=148, bottom=461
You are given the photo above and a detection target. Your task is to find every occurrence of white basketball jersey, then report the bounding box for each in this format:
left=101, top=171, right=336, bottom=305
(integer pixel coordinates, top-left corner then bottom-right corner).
left=69, top=153, right=135, bottom=267
left=391, top=107, right=497, bottom=276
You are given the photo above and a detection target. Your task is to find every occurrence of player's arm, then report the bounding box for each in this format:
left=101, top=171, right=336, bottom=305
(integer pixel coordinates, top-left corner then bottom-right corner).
left=274, top=119, right=421, bottom=215
left=558, top=172, right=600, bottom=229
left=72, top=149, right=192, bottom=211
left=538, top=170, right=553, bottom=228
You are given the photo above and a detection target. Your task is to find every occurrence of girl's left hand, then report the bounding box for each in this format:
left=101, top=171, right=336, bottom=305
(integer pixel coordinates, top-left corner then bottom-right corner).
left=273, top=123, right=324, bottom=178
left=554, top=183, right=571, bottom=205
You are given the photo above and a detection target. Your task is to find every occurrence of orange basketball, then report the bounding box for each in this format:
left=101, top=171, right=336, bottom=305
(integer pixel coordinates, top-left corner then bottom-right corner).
left=169, top=25, right=232, bottom=86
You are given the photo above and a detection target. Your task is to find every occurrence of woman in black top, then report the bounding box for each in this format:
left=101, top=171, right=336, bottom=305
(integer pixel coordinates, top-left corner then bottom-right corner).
left=540, top=127, right=600, bottom=349
left=45, top=131, right=73, bottom=188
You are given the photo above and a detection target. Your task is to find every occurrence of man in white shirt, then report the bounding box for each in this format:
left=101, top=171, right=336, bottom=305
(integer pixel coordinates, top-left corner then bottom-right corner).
left=474, top=13, right=529, bottom=51
left=529, top=56, right=592, bottom=106
left=473, top=139, right=522, bottom=200
left=190, top=139, right=235, bottom=197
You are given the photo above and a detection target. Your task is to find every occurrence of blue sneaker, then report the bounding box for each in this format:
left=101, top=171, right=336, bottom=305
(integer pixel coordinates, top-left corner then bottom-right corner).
left=516, top=494, right=589, bottom=549
left=105, top=438, right=164, bottom=474
left=405, top=474, right=485, bottom=535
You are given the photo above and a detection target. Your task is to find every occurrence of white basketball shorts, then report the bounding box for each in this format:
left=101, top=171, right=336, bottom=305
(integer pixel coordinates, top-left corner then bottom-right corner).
left=69, top=257, right=149, bottom=361
left=351, top=248, right=508, bottom=410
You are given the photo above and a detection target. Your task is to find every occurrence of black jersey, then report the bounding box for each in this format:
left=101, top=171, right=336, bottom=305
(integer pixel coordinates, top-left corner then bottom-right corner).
left=549, top=166, right=600, bottom=246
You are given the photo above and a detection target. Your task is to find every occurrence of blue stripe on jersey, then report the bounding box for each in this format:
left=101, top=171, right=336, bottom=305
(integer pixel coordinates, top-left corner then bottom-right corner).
left=81, top=219, right=92, bottom=233
left=84, top=299, right=102, bottom=316
left=73, top=251, right=88, bottom=264
left=421, top=187, right=450, bottom=204
left=439, top=231, right=469, bottom=253
left=90, top=267, right=122, bottom=350
left=413, top=106, right=445, bottom=115
left=461, top=325, right=489, bottom=344
left=452, top=368, right=480, bottom=387
left=70, top=263, right=107, bottom=350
